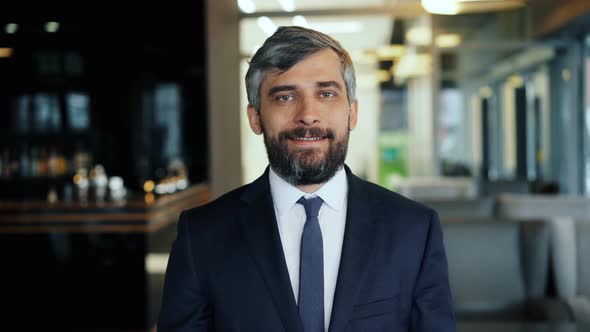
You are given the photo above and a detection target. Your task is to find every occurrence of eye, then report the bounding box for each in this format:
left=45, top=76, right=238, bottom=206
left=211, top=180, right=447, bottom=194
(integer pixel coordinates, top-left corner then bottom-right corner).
left=276, top=94, right=295, bottom=102
left=319, top=91, right=336, bottom=98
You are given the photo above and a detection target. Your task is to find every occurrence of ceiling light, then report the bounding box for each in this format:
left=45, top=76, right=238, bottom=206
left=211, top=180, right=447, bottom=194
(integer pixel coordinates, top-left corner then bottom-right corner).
left=508, top=74, right=524, bottom=88
left=480, top=86, right=493, bottom=98
left=45, top=21, right=60, bottom=33
left=238, top=0, right=256, bottom=13
left=421, top=0, right=460, bottom=15
left=406, top=26, right=432, bottom=46
left=376, top=45, right=406, bottom=60
left=292, top=15, right=310, bottom=28
left=422, top=0, right=527, bottom=15
left=377, top=70, right=391, bottom=83
left=562, top=69, right=571, bottom=82
left=393, top=53, right=432, bottom=82
left=257, top=16, right=277, bottom=37
left=435, top=34, right=462, bottom=48
left=311, top=21, right=364, bottom=34
left=459, top=0, right=526, bottom=13
left=5, top=23, right=18, bottom=34
left=352, top=50, right=377, bottom=65
left=0, top=48, right=13, bottom=58
left=277, top=0, right=296, bottom=12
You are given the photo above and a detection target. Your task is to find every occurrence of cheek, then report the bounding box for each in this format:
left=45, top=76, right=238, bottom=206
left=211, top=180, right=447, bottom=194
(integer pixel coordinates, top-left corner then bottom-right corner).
left=331, top=114, right=352, bottom=131
left=261, top=113, right=293, bottom=134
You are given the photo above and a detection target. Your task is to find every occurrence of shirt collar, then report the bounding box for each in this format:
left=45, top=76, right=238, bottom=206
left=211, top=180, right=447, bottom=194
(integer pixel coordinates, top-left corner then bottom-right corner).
left=269, top=166, right=348, bottom=217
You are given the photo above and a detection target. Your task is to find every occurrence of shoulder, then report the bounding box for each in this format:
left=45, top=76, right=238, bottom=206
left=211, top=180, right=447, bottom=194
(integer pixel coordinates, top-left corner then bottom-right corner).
left=175, top=183, right=252, bottom=241
left=182, top=184, right=247, bottom=221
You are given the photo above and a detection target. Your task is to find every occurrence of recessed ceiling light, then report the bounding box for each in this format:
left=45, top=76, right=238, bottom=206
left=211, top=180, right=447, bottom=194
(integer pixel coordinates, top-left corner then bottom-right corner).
left=377, top=69, right=391, bottom=83
left=376, top=45, right=406, bottom=60
left=277, top=0, right=296, bottom=12
left=435, top=34, right=462, bottom=48
left=422, top=0, right=526, bottom=15
left=238, top=0, right=256, bottom=14
left=393, top=53, right=432, bottom=80
left=406, top=26, right=432, bottom=46
left=257, top=16, right=277, bottom=37
left=508, top=74, right=524, bottom=88
left=292, top=15, right=310, bottom=28
left=480, top=86, right=493, bottom=98
left=45, top=21, right=60, bottom=33
left=421, top=0, right=460, bottom=15
left=5, top=23, right=18, bottom=34
left=562, top=69, right=571, bottom=82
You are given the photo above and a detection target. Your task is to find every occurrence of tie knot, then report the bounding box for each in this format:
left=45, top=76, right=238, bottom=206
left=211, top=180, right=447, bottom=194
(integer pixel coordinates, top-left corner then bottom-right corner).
left=297, top=196, right=324, bottom=219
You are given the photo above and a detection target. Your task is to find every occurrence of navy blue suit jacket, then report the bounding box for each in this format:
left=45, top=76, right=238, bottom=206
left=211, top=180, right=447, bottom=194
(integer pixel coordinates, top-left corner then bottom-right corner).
left=158, top=166, right=455, bottom=331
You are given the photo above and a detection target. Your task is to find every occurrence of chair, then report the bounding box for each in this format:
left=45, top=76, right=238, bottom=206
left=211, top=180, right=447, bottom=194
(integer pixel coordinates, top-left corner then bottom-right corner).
left=551, top=220, right=590, bottom=331
left=442, top=220, right=562, bottom=321
left=423, top=197, right=495, bottom=220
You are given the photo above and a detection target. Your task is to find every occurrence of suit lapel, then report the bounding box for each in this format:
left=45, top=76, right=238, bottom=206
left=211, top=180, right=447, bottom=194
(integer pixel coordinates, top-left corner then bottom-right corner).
left=328, top=167, right=378, bottom=332
left=237, top=169, right=303, bottom=332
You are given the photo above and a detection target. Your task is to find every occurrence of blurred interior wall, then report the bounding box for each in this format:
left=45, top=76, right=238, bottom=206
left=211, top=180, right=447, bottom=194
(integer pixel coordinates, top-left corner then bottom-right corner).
left=207, top=0, right=243, bottom=198
left=240, top=59, right=267, bottom=184
left=406, top=16, right=438, bottom=177
left=342, top=61, right=380, bottom=182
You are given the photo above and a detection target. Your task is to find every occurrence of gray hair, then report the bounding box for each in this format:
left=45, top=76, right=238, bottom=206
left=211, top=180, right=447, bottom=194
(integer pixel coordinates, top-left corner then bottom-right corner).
left=245, top=26, right=356, bottom=112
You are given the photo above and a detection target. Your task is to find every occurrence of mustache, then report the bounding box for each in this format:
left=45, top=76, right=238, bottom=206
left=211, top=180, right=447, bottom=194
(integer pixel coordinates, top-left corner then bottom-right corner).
left=279, top=127, right=335, bottom=141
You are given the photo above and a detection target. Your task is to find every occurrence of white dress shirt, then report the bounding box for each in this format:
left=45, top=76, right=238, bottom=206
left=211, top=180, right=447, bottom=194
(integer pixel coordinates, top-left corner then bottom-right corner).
left=269, top=167, right=348, bottom=331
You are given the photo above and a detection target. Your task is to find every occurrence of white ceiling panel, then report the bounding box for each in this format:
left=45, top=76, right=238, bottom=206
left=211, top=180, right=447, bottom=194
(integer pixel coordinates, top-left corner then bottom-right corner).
left=248, top=0, right=400, bottom=12
left=240, top=15, right=393, bottom=57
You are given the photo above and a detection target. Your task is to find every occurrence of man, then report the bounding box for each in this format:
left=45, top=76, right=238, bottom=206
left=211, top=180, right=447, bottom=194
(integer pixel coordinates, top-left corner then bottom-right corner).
left=158, top=26, right=455, bottom=332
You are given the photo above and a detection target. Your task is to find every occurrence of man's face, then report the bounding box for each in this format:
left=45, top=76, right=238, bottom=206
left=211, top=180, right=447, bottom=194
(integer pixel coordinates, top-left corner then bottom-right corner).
left=247, top=48, right=358, bottom=185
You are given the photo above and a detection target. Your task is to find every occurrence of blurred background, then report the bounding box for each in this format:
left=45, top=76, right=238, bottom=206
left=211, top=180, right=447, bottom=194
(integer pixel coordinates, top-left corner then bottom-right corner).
left=1, top=0, right=590, bottom=331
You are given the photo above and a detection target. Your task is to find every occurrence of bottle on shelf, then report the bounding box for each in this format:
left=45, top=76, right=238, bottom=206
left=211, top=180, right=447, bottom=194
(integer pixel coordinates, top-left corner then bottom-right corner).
left=38, top=147, right=48, bottom=177
left=89, top=164, right=108, bottom=202
left=57, top=147, right=68, bottom=176
left=73, top=167, right=89, bottom=203
left=72, top=142, right=92, bottom=171
left=48, top=145, right=59, bottom=178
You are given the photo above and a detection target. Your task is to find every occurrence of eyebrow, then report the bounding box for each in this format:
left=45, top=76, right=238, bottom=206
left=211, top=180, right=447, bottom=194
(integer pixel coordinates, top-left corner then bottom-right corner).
left=317, top=81, right=343, bottom=90
left=267, top=85, right=297, bottom=97
left=267, top=81, right=344, bottom=97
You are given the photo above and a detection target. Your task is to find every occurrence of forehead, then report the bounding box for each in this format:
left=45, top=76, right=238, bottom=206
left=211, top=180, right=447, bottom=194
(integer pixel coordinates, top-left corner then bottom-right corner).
left=261, top=49, right=344, bottom=91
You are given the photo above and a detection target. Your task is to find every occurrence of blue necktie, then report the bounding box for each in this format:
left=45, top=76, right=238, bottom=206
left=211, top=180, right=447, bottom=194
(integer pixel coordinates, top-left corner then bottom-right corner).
left=297, top=196, right=324, bottom=332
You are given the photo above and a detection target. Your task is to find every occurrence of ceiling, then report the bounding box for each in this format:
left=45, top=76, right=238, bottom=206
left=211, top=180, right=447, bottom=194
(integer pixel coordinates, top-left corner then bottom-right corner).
left=239, top=0, right=554, bottom=87
left=239, top=0, right=531, bottom=56
left=245, top=0, right=419, bottom=13
left=240, top=15, right=394, bottom=57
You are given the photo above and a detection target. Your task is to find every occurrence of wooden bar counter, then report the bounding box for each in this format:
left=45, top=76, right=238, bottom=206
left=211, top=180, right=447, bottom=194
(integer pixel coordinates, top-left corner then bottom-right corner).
left=0, top=184, right=210, bottom=331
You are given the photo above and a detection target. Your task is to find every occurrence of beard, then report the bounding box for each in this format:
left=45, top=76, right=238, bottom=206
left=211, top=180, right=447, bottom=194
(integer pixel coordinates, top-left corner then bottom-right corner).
left=262, top=124, right=349, bottom=186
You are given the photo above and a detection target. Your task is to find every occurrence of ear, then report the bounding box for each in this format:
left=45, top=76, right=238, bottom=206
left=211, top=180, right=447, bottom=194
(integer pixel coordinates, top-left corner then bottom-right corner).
left=247, top=104, right=263, bottom=135
left=349, top=99, right=358, bottom=131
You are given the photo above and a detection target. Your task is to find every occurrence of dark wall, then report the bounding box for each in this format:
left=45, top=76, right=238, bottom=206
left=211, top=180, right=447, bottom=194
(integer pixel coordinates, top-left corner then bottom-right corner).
left=0, top=0, right=208, bottom=193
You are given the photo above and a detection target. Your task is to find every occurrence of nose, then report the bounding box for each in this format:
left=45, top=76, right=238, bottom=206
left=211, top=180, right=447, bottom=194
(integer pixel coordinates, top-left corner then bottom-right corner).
left=295, top=97, right=320, bottom=126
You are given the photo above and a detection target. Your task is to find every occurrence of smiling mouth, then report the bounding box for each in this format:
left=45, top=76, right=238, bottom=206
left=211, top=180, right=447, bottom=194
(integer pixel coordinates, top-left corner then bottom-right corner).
left=292, top=136, right=326, bottom=142
left=281, top=127, right=334, bottom=144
